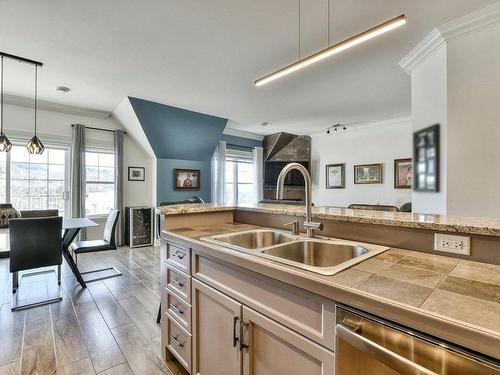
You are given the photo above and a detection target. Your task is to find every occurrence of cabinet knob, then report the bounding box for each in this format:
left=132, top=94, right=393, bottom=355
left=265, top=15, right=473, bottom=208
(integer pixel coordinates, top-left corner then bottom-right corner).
left=170, top=335, right=184, bottom=348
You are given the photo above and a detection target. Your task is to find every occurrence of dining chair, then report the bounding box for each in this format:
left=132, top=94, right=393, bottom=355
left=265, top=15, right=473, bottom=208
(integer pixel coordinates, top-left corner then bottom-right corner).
left=69, top=209, right=121, bottom=283
left=10, top=216, right=63, bottom=311
left=20, top=209, right=59, bottom=218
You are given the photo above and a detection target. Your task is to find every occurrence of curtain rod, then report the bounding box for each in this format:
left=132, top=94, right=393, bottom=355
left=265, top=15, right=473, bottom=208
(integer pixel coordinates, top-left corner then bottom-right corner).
left=71, top=124, right=127, bottom=134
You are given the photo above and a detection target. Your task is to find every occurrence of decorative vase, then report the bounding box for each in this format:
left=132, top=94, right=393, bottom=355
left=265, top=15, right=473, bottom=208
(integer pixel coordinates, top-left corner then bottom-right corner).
left=0, top=204, right=21, bottom=228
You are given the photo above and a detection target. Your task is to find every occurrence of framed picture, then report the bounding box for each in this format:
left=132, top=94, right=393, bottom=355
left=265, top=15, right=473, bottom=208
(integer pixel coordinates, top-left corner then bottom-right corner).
left=413, top=124, right=440, bottom=192
left=326, top=164, right=345, bottom=189
left=128, top=167, right=145, bottom=181
left=394, top=158, right=412, bottom=189
left=174, top=169, right=200, bottom=190
left=354, top=163, right=383, bottom=184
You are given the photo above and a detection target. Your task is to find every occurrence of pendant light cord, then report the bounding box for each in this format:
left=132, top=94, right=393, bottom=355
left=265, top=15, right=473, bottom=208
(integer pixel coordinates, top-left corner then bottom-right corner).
left=1, top=56, right=3, bottom=133
left=34, top=65, right=37, bottom=136
left=328, top=0, right=331, bottom=46
left=298, top=0, right=301, bottom=59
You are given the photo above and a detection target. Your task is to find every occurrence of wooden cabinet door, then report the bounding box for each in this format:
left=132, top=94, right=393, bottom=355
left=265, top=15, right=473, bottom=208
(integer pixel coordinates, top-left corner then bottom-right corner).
left=192, top=279, right=242, bottom=375
left=242, top=306, right=335, bottom=375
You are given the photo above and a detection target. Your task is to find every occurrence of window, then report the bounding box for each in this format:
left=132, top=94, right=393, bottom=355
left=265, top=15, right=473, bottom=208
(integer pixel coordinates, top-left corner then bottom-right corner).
left=225, top=151, right=254, bottom=205
left=85, top=151, right=115, bottom=216
left=9, top=145, right=68, bottom=215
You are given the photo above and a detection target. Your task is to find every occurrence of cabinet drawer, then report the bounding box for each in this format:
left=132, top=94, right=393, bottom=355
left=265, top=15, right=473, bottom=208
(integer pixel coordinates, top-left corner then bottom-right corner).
left=162, top=288, right=192, bottom=332
left=193, top=252, right=335, bottom=350
left=166, top=313, right=192, bottom=373
left=166, top=264, right=191, bottom=303
left=165, top=241, right=190, bottom=274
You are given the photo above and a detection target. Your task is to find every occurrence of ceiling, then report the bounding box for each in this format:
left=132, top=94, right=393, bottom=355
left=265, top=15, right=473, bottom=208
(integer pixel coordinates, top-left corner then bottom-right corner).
left=0, top=0, right=497, bottom=135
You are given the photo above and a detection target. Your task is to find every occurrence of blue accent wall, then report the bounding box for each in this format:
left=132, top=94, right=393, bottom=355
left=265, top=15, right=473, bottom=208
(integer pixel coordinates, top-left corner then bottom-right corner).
left=128, top=97, right=262, bottom=204
left=129, top=97, right=260, bottom=160
left=157, top=159, right=211, bottom=204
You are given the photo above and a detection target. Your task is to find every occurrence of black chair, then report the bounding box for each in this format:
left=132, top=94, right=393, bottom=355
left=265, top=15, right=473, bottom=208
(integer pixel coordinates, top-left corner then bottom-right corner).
left=69, top=209, right=121, bottom=283
left=10, top=216, right=63, bottom=311
left=20, top=209, right=59, bottom=218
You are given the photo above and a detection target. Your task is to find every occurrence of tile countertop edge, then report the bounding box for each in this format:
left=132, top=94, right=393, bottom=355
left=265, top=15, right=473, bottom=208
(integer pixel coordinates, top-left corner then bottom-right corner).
left=162, top=230, right=500, bottom=360
left=156, top=203, right=500, bottom=237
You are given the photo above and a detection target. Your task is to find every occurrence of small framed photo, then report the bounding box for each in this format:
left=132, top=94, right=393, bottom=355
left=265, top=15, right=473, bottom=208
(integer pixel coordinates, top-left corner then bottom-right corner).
left=128, top=166, right=145, bottom=181
left=326, top=164, right=345, bottom=189
left=413, top=124, right=440, bottom=192
left=394, top=158, right=412, bottom=189
left=354, top=163, right=383, bottom=184
left=174, top=169, right=200, bottom=190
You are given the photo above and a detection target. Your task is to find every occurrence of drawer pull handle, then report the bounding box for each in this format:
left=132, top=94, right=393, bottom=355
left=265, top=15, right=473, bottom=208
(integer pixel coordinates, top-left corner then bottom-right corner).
left=170, top=303, right=184, bottom=315
left=171, top=278, right=184, bottom=287
left=170, top=335, right=184, bottom=348
left=174, top=252, right=185, bottom=260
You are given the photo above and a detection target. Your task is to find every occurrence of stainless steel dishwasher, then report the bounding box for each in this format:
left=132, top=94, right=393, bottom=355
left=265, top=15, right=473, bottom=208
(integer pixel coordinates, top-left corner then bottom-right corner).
left=335, top=306, right=500, bottom=375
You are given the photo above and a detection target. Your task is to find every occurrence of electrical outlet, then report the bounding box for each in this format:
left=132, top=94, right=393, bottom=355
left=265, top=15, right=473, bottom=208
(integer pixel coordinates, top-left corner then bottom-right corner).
left=434, top=233, right=470, bottom=256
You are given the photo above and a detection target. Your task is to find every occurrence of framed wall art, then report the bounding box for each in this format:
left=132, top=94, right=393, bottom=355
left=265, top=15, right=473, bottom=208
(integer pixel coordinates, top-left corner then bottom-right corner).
left=413, top=124, right=440, bottom=192
left=128, top=166, right=145, bottom=181
left=394, top=158, right=412, bottom=189
left=174, top=168, right=200, bottom=190
left=326, top=164, right=345, bottom=189
left=354, top=163, right=383, bottom=184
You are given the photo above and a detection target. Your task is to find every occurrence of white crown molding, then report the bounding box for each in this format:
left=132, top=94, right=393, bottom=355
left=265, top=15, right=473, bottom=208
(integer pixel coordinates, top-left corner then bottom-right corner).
left=438, top=2, right=500, bottom=41
left=223, top=127, right=264, bottom=141
left=4, top=94, right=111, bottom=119
left=399, top=3, right=500, bottom=74
left=399, top=29, right=445, bottom=74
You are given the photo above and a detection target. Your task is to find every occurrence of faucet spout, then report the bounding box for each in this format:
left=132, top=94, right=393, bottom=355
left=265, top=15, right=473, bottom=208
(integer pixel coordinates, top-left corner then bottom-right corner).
left=275, top=163, right=323, bottom=238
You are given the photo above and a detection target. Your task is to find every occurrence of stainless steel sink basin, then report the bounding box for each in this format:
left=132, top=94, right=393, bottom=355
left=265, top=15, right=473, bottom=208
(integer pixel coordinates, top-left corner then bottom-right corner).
left=201, top=229, right=388, bottom=276
left=261, top=241, right=369, bottom=268
left=205, top=229, right=296, bottom=250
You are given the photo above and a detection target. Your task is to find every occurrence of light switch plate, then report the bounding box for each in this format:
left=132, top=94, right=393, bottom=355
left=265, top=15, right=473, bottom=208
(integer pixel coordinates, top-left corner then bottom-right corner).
left=434, top=233, right=470, bottom=256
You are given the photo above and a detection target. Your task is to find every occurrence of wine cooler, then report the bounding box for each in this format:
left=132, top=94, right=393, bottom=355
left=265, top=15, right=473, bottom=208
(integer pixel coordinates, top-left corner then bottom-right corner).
left=125, top=206, right=154, bottom=248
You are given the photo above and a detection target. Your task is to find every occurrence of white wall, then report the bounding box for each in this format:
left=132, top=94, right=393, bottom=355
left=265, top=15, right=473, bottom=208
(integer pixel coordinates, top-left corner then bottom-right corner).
left=311, top=119, right=412, bottom=208
left=446, top=22, right=500, bottom=218
left=2, top=101, right=154, bottom=238
left=403, top=5, right=500, bottom=219
left=410, top=45, right=448, bottom=215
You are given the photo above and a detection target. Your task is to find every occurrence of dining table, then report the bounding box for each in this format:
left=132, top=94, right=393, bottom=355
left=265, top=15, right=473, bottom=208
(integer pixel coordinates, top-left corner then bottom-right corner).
left=0, top=217, right=98, bottom=288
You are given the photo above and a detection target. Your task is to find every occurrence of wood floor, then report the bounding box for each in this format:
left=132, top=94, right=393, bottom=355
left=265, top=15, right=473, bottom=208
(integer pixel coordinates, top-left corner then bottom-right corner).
left=0, top=246, right=172, bottom=375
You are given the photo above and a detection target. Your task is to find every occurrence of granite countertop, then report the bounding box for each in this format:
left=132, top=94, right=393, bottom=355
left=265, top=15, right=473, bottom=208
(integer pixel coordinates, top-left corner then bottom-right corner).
left=156, top=202, right=500, bottom=237
left=164, top=222, right=500, bottom=359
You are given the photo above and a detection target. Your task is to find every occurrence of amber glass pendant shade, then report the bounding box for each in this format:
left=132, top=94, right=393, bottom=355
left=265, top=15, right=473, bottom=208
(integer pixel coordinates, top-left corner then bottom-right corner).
left=0, top=133, right=12, bottom=152
left=27, top=134, right=44, bottom=154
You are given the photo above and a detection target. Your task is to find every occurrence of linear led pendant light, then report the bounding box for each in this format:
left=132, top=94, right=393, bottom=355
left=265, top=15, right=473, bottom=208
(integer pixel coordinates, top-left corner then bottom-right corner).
left=255, top=14, right=407, bottom=86
left=0, top=56, right=12, bottom=152
left=27, top=64, right=45, bottom=154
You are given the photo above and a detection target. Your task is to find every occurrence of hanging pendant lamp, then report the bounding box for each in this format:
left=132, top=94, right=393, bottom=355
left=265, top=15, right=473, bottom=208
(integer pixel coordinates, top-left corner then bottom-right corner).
left=0, top=56, right=12, bottom=152
left=27, top=64, right=44, bottom=154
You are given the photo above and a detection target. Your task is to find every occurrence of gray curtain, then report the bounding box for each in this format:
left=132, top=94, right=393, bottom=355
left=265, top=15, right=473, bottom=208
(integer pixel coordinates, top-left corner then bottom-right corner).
left=114, top=130, right=125, bottom=246
left=71, top=124, right=86, bottom=239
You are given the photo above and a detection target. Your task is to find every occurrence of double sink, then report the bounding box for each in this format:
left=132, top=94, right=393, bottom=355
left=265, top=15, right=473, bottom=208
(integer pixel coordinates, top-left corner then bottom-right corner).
left=201, top=229, right=388, bottom=276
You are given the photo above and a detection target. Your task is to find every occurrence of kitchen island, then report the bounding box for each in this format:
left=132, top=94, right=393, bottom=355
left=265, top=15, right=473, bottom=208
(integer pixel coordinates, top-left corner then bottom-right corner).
left=157, top=203, right=500, bottom=374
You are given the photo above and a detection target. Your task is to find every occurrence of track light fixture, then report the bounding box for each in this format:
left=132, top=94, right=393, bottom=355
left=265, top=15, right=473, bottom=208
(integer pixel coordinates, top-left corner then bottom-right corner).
left=326, top=124, right=348, bottom=135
